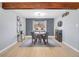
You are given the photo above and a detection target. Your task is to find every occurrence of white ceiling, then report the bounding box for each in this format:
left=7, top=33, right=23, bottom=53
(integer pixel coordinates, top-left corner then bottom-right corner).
left=12, top=9, right=73, bottom=19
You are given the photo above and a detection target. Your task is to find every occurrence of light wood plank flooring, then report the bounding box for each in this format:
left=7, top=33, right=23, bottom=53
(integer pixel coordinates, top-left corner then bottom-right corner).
left=0, top=38, right=79, bottom=57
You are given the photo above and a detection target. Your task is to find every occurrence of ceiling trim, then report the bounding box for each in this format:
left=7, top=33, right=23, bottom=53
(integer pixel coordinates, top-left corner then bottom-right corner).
left=2, top=2, right=79, bottom=9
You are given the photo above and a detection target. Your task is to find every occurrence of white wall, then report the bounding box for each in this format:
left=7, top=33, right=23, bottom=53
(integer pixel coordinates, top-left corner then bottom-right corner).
left=0, top=5, right=27, bottom=51
left=0, top=7, right=17, bottom=50
left=54, top=10, right=79, bottom=50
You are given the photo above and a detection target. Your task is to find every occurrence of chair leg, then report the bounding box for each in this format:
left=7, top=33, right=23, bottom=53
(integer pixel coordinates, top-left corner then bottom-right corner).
left=34, top=39, right=37, bottom=44
left=47, top=38, right=48, bottom=43
left=43, top=39, right=46, bottom=44
left=32, top=39, right=33, bottom=44
left=39, top=38, right=41, bottom=43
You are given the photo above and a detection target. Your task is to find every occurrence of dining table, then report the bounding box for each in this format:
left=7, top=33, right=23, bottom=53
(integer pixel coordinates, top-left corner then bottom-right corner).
left=32, top=31, right=48, bottom=44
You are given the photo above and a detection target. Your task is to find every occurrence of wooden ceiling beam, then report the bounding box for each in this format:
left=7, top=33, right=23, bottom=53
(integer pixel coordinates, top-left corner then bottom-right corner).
left=2, top=2, right=79, bottom=9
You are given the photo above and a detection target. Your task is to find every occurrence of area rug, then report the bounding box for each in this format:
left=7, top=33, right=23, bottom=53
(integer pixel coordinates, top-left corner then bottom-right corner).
left=20, top=37, right=61, bottom=47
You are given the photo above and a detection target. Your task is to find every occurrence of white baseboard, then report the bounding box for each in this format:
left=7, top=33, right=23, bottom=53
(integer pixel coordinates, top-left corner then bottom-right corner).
left=53, top=38, right=62, bottom=46
left=0, top=41, right=17, bottom=53
left=63, top=41, right=79, bottom=53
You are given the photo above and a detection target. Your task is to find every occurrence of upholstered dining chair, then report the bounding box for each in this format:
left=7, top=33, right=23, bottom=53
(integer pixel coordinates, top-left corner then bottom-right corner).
left=42, top=32, right=48, bottom=44
left=31, top=32, right=37, bottom=44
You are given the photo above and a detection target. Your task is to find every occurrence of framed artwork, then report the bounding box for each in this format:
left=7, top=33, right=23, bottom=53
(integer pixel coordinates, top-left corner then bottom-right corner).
left=57, top=21, right=63, bottom=27
left=62, top=12, right=69, bottom=17
left=33, top=20, right=47, bottom=32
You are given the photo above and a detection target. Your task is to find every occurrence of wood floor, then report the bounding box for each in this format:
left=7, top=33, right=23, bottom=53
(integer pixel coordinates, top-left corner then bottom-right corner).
left=0, top=39, right=79, bottom=57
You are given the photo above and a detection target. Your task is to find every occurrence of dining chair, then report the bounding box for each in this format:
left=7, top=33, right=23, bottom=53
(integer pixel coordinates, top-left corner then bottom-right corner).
left=42, top=32, right=48, bottom=44
left=31, top=32, right=37, bottom=44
